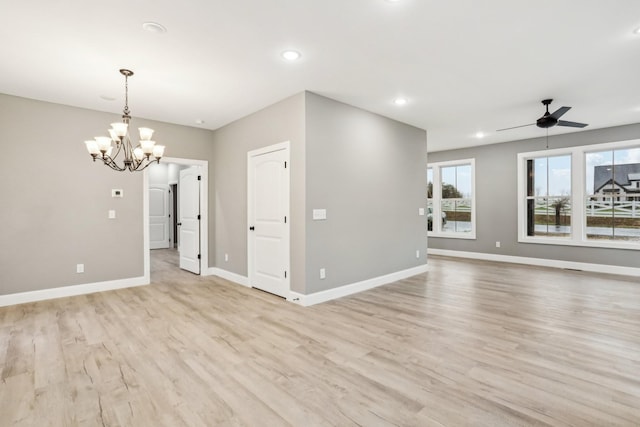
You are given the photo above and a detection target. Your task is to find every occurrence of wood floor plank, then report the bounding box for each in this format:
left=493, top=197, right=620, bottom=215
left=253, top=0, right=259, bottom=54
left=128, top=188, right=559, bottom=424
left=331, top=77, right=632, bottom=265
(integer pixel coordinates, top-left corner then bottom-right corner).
left=1, top=250, right=640, bottom=426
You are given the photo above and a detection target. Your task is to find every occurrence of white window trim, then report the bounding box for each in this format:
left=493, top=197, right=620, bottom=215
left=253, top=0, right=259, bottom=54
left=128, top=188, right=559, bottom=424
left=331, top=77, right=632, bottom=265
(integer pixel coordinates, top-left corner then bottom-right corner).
left=428, top=158, right=476, bottom=240
left=517, top=138, right=640, bottom=250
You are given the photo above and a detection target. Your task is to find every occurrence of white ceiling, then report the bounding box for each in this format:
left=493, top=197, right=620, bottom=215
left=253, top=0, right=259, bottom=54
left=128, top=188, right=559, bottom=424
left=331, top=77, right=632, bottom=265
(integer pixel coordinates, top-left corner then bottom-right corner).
left=2, top=0, right=640, bottom=152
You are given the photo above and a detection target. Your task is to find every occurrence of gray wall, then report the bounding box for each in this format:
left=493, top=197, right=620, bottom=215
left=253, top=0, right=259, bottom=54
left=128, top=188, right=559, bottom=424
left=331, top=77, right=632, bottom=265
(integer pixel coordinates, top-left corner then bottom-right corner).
left=428, top=123, right=640, bottom=268
left=0, top=94, right=214, bottom=296
left=210, top=93, right=306, bottom=291
left=210, top=91, right=428, bottom=295
left=305, top=93, right=428, bottom=293
left=2, top=90, right=428, bottom=298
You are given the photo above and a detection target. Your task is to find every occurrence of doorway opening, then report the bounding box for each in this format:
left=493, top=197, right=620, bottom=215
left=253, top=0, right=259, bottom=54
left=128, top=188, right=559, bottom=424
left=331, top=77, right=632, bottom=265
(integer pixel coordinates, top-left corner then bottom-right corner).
left=144, top=157, right=209, bottom=280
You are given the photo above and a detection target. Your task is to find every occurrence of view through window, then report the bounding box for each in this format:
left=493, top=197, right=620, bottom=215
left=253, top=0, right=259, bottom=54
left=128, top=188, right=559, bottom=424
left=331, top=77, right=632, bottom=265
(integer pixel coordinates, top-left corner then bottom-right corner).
left=525, top=155, right=572, bottom=238
left=585, top=147, right=640, bottom=241
left=427, top=160, right=475, bottom=238
left=519, top=141, right=640, bottom=248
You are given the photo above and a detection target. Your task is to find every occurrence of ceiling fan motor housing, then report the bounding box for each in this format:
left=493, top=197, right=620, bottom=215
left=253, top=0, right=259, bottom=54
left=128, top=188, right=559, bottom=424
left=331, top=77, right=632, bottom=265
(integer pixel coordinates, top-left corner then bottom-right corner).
left=536, top=115, right=557, bottom=128
left=537, top=98, right=556, bottom=128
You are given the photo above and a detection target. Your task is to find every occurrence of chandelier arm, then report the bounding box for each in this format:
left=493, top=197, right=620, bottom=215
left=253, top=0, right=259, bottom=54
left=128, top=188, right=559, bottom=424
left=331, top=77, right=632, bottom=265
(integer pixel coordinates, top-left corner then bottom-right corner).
left=108, top=141, right=124, bottom=163
left=103, top=154, right=126, bottom=171
left=103, top=158, right=126, bottom=172
left=134, top=159, right=161, bottom=172
left=121, top=137, right=135, bottom=168
left=129, top=159, right=139, bottom=172
left=104, top=149, right=126, bottom=170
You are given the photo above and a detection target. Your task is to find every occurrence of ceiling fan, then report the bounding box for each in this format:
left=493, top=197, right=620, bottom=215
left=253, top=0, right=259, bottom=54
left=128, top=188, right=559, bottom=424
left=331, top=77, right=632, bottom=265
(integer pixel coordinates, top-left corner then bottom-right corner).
left=497, top=99, right=588, bottom=132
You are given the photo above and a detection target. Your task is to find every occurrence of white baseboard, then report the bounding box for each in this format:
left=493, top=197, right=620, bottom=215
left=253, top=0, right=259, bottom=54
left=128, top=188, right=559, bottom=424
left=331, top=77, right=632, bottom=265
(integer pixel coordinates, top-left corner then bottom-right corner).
left=208, top=267, right=250, bottom=287
left=428, top=248, right=640, bottom=277
left=0, top=276, right=149, bottom=308
left=288, top=264, right=429, bottom=307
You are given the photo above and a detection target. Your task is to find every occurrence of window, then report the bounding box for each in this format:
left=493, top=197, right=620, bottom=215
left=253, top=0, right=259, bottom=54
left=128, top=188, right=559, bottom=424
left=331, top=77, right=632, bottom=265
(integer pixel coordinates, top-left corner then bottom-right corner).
left=585, top=146, right=640, bottom=241
left=525, top=155, right=572, bottom=238
left=518, top=139, right=640, bottom=249
left=427, top=159, right=475, bottom=239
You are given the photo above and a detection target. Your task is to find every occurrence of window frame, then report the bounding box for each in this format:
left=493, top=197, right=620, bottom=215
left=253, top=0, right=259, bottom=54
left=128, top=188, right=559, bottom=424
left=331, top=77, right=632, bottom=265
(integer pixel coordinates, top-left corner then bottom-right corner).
left=428, top=158, right=476, bottom=240
left=517, top=139, right=640, bottom=250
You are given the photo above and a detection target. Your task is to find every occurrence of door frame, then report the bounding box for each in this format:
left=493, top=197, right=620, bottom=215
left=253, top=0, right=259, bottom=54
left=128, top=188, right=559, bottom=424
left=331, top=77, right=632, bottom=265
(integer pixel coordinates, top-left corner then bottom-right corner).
left=247, top=141, right=291, bottom=296
left=143, top=157, right=209, bottom=279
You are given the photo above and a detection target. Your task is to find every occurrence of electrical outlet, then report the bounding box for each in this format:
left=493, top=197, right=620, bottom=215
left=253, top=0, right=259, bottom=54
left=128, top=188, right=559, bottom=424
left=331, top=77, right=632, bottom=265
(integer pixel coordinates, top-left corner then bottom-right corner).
left=108, top=210, right=116, bottom=219
left=320, top=268, right=326, bottom=279
left=416, top=250, right=420, bottom=259
left=225, top=253, right=229, bottom=262
left=496, top=241, right=501, bottom=248
left=76, top=264, right=84, bottom=273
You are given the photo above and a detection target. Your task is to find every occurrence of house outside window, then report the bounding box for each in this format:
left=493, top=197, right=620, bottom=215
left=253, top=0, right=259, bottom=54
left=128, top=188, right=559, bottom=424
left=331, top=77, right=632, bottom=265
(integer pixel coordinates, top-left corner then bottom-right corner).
left=586, top=148, right=640, bottom=241
left=518, top=140, right=640, bottom=249
left=427, top=159, right=475, bottom=239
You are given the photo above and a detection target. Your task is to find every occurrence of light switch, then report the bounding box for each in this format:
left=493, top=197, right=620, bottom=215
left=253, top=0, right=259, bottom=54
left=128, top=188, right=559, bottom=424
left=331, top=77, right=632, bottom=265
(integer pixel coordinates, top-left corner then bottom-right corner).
left=419, top=208, right=425, bottom=216
left=312, top=209, right=327, bottom=220
left=108, top=210, right=116, bottom=219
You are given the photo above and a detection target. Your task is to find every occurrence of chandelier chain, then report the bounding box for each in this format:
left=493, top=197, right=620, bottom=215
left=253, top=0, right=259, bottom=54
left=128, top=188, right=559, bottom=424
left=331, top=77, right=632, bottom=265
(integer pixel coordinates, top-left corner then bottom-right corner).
left=123, top=73, right=130, bottom=117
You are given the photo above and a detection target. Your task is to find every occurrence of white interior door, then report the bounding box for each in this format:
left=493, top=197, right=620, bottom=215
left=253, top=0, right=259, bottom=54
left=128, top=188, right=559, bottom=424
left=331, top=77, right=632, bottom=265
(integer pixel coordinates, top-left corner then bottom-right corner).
left=149, top=185, right=170, bottom=249
left=248, top=144, right=290, bottom=298
left=179, top=166, right=201, bottom=274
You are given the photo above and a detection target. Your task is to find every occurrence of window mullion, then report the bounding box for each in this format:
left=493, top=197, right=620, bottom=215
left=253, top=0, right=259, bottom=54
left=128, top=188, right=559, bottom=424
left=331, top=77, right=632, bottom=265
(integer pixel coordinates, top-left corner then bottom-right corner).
left=433, top=166, right=442, bottom=233
left=572, top=149, right=585, bottom=242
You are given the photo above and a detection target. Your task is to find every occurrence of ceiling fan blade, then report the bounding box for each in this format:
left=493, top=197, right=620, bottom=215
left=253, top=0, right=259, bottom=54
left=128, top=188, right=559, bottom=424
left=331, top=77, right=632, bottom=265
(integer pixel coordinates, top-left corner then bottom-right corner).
left=550, top=106, right=571, bottom=120
left=496, top=123, right=535, bottom=132
left=557, top=120, right=588, bottom=128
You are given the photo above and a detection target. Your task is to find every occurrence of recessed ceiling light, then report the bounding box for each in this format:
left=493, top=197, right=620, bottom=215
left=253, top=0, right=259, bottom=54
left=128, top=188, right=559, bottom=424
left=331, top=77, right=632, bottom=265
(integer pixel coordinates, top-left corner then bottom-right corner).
left=386, top=0, right=401, bottom=3
left=195, top=119, right=205, bottom=125
left=142, top=22, right=167, bottom=34
left=281, top=50, right=301, bottom=61
left=393, top=97, right=408, bottom=106
left=634, top=26, right=640, bottom=35
left=475, top=131, right=485, bottom=139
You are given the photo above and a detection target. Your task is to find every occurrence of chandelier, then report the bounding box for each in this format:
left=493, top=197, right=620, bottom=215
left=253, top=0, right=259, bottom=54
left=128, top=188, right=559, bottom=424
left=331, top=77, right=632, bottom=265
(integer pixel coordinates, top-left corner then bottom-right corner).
left=84, top=69, right=165, bottom=171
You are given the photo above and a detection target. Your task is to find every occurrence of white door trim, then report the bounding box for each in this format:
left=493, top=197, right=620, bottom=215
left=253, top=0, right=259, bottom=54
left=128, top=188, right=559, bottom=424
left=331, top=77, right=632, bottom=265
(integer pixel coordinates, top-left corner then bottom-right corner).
left=144, top=157, right=209, bottom=277
left=247, top=141, right=291, bottom=297
left=249, top=140, right=291, bottom=157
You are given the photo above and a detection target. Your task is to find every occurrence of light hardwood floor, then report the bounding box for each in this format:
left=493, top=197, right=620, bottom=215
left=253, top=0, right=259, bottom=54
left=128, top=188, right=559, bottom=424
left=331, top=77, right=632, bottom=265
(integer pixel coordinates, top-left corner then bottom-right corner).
left=1, top=251, right=639, bottom=426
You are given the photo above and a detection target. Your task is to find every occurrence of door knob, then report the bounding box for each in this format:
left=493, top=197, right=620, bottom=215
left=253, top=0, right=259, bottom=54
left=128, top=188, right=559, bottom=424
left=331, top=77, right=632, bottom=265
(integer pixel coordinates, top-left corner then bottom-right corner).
left=177, top=222, right=182, bottom=226
left=249, top=226, right=255, bottom=231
